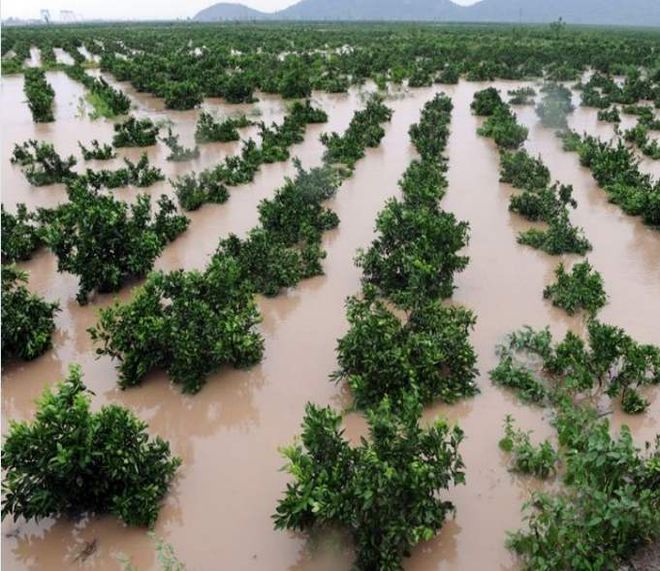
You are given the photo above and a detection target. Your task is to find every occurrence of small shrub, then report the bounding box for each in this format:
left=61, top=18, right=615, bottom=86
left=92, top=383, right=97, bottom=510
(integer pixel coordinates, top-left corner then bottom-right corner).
left=11, top=140, right=77, bottom=186
left=1, top=266, right=59, bottom=362
left=89, top=256, right=264, bottom=393
left=1, top=365, right=180, bottom=527
left=499, top=415, right=558, bottom=478
left=543, top=260, right=607, bottom=316
left=79, top=140, right=116, bottom=160
left=113, top=116, right=159, bottom=147
left=274, top=396, right=465, bottom=571
left=334, top=292, right=479, bottom=410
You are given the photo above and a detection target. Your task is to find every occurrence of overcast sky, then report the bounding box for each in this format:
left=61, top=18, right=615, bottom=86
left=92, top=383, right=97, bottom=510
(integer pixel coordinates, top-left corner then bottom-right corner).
left=3, top=0, right=479, bottom=21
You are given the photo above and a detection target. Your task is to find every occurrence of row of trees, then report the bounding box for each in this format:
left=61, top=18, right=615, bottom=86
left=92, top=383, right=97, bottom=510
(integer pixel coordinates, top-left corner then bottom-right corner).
left=65, top=64, right=131, bottom=118
left=6, top=23, right=659, bottom=106
left=473, top=87, right=592, bottom=254
left=561, top=131, right=660, bottom=227
left=89, top=96, right=392, bottom=393
left=23, top=68, right=55, bottom=122
left=275, top=93, right=480, bottom=570
left=173, top=99, right=328, bottom=210
left=1, top=79, right=395, bottom=542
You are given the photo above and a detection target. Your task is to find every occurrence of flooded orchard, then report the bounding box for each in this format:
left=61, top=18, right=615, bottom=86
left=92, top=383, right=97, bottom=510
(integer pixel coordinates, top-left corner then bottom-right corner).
left=2, top=70, right=659, bottom=571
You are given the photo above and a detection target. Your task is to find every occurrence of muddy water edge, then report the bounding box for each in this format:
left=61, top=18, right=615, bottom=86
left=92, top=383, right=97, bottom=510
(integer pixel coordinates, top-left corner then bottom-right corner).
left=1, top=73, right=659, bottom=571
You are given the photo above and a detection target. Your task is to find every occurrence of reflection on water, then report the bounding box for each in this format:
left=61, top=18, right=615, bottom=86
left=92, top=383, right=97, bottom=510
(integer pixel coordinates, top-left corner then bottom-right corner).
left=2, top=74, right=658, bottom=570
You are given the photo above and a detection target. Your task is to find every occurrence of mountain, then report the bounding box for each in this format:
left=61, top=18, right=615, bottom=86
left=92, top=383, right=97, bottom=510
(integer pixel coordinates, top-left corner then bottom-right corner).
left=193, top=0, right=660, bottom=26
left=466, top=0, right=660, bottom=26
left=194, top=2, right=268, bottom=21
left=277, top=0, right=463, bottom=21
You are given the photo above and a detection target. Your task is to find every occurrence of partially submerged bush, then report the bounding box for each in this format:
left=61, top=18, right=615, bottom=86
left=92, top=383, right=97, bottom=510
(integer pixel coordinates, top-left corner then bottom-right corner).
left=1, top=266, right=59, bottom=362
left=543, top=260, right=607, bottom=316
left=477, top=105, right=529, bottom=150
left=78, top=139, right=116, bottom=160
left=1, top=365, right=180, bottom=527
left=624, top=122, right=660, bottom=160
left=11, top=140, right=77, bottom=186
left=46, top=181, right=188, bottom=303
left=499, top=150, right=551, bottom=191
left=507, top=400, right=660, bottom=570
left=508, top=87, right=536, bottom=105
left=274, top=396, right=465, bottom=571
left=194, top=111, right=251, bottom=143
left=89, top=256, right=264, bottom=393
left=536, top=83, right=575, bottom=129
left=161, top=128, right=200, bottom=162
left=358, top=199, right=470, bottom=307
left=509, top=182, right=577, bottom=222
left=80, top=154, right=164, bottom=189
left=491, top=323, right=660, bottom=413
left=215, top=229, right=318, bottom=297
left=597, top=106, right=621, bottom=123
left=499, top=415, right=558, bottom=479
left=258, top=159, right=340, bottom=245
left=334, top=293, right=479, bottom=410
left=408, top=93, right=453, bottom=160
left=321, top=94, right=392, bottom=173
left=172, top=170, right=228, bottom=211
left=517, top=211, right=591, bottom=255
left=112, top=116, right=160, bottom=147
left=471, top=87, right=504, bottom=116
left=1, top=204, right=46, bottom=262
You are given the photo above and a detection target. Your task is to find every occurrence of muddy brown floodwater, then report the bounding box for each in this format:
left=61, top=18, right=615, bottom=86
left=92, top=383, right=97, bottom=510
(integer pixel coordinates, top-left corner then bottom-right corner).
left=1, top=72, right=659, bottom=571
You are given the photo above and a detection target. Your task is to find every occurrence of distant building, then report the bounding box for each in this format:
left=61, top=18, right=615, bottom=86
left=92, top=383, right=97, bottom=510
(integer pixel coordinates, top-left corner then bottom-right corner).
left=60, top=10, right=78, bottom=22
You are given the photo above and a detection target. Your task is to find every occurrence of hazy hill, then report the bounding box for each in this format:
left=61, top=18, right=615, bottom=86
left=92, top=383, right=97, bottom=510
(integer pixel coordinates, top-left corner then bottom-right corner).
left=194, top=0, right=660, bottom=26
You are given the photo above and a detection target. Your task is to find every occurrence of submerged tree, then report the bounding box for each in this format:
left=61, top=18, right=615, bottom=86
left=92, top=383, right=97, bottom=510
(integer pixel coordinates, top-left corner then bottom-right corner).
left=89, top=255, right=264, bottom=393
left=508, top=400, right=660, bottom=569
left=1, top=365, right=180, bottom=527
left=274, top=396, right=465, bottom=571
left=543, top=260, right=607, bottom=316
left=46, top=181, right=188, bottom=303
left=491, top=323, right=660, bottom=414
left=358, top=197, right=470, bottom=308
left=334, top=292, right=479, bottom=409
left=11, top=140, right=77, bottom=186
left=1, top=266, right=59, bottom=362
